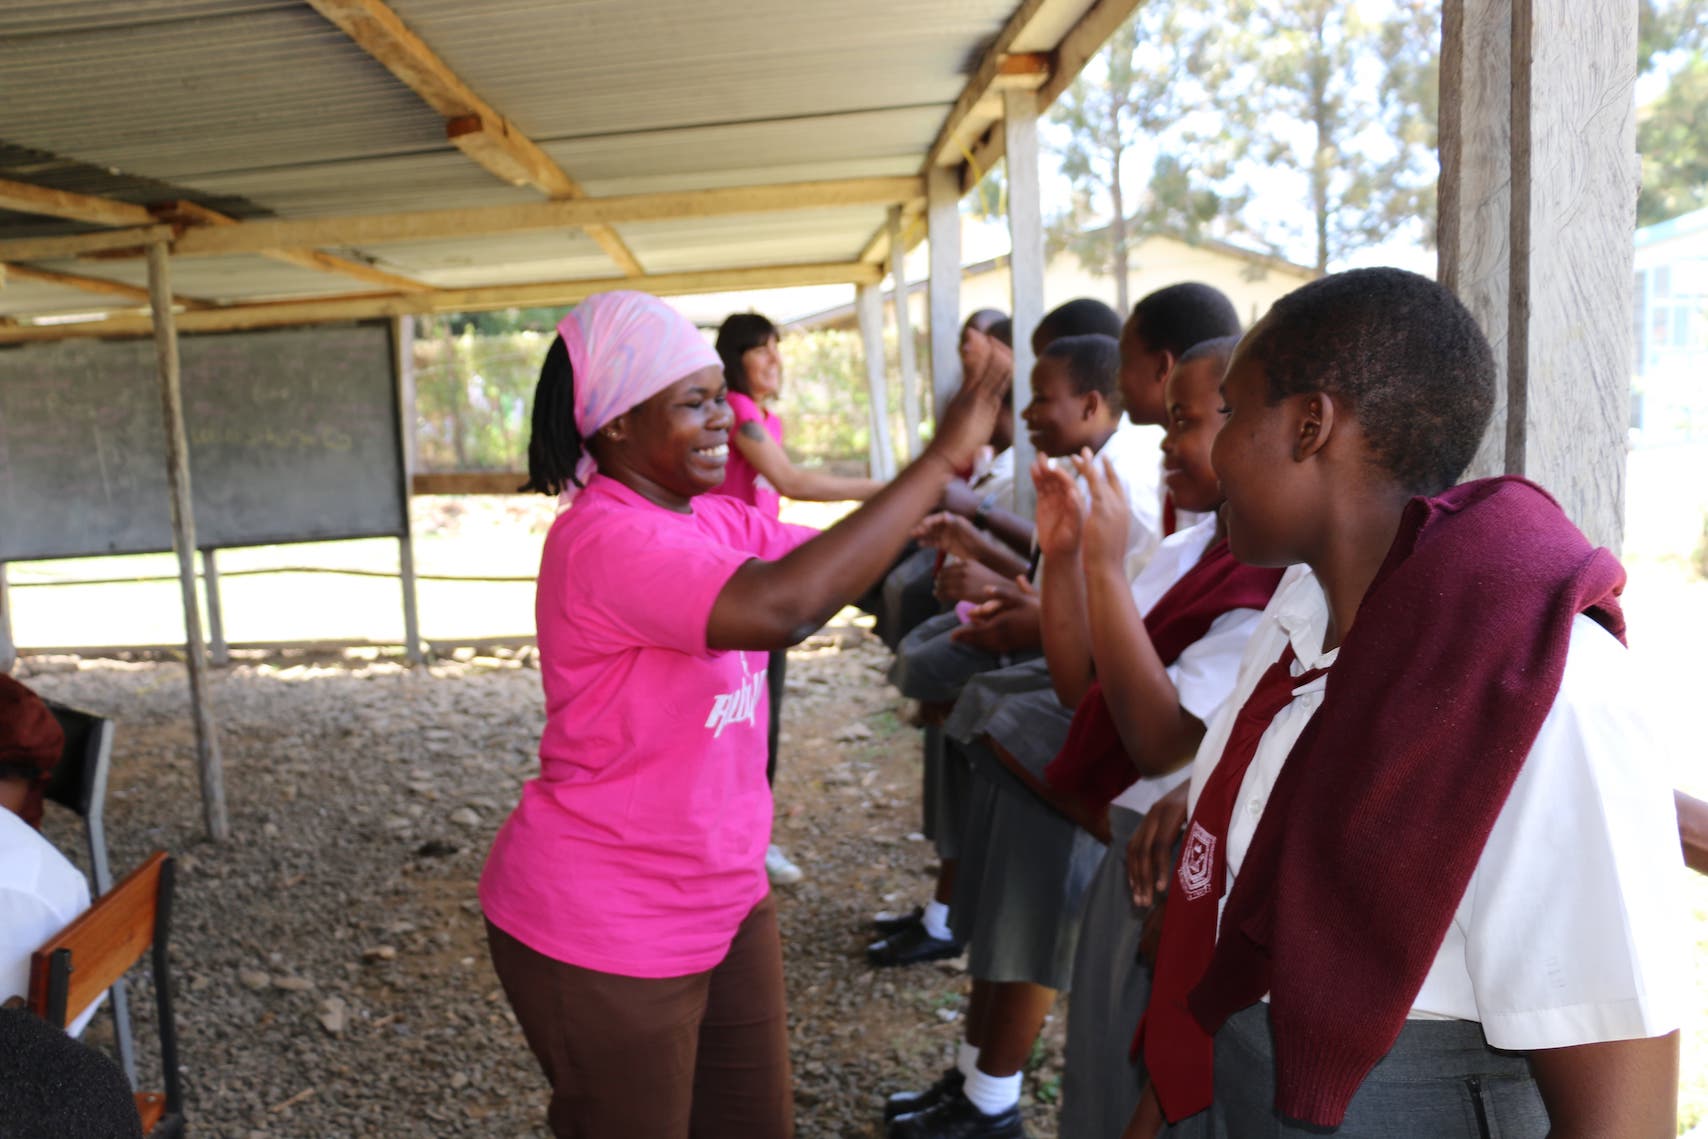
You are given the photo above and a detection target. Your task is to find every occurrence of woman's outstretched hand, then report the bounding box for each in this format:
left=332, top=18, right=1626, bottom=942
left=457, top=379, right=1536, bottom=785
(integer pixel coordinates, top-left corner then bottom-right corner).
left=1032, top=455, right=1084, bottom=559
left=927, top=336, right=1009, bottom=475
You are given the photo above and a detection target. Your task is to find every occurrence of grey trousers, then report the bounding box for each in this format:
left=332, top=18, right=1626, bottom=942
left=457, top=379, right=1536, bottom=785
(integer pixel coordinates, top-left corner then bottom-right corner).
left=1163, top=1003, right=1548, bottom=1138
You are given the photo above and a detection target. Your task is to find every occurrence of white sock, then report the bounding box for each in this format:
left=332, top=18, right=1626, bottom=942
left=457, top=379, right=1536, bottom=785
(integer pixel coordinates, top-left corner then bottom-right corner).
left=963, top=1067, right=1022, bottom=1116
left=922, top=899, right=954, bottom=941
left=956, top=1042, right=980, bottom=1080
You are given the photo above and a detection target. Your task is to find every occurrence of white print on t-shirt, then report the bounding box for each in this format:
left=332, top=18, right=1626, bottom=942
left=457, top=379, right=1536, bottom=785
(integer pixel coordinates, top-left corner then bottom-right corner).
left=705, top=655, right=767, bottom=738
left=1178, top=821, right=1217, bottom=901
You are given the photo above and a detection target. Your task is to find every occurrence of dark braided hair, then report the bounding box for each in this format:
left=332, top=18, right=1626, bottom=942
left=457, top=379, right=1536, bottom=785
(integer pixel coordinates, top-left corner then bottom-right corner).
left=521, top=336, right=583, bottom=496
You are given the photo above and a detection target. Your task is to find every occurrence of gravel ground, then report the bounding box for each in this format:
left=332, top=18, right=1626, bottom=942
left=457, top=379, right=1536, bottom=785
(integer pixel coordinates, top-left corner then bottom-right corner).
left=18, top=617, right=1067, bottom=1139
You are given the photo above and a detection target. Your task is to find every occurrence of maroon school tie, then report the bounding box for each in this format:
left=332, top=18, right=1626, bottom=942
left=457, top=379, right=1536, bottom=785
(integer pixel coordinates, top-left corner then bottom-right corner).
left=1137, top=643, right=1328, bottom=1123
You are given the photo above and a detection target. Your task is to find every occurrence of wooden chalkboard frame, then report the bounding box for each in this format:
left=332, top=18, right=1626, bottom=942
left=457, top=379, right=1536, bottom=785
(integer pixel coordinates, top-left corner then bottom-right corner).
left=0, top=321, right=409, bottom=562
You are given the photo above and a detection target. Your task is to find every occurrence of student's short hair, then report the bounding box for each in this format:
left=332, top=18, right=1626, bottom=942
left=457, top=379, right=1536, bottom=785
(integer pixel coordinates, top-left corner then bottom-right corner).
left=1040, top=333, right=1122, bottom=406
left=713, top=312, right=779, bottom=397
left=1243, top=268, right=1495, bottom=495
left=1034, top=298, right=1124, bottom=351
left=963, top=308, right=1007, bottom=335
left=1129, top=283, right=1242, bottom=357
left=1177, top=335, right=1242, bottom=377
left=987, top=318, right=1014, bottom=348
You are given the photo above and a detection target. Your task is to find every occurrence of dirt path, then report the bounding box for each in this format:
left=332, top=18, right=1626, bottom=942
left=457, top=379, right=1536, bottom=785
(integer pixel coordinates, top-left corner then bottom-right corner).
left=20, top=617, right=1067, bottom=1138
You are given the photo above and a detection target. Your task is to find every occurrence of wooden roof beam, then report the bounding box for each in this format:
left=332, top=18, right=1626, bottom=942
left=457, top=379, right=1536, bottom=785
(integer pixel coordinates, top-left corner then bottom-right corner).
left=0, top=177, right=156, bottom=227
left=305, top=0, right=645, bottom=277
left=151, top=201, right=433, bottom=294
left=0, top=176, right=922, bottom=263
left=0, top=260, right=885, bottom=343
left=1, top=262, right=213, bottom=310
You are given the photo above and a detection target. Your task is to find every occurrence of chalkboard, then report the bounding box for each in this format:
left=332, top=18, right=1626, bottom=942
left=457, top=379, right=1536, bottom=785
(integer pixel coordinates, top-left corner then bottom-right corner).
left=0, top=323, right=406, bottom=561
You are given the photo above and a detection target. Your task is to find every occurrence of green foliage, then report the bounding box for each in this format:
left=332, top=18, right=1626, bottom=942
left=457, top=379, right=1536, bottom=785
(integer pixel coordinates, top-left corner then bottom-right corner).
left=412, top=317, right=547, bottom=472
left=777, top=329, right=874, bottom=464
left=1046, top=4, right=1229, bottom=310
left=1640, top=52, right=1708, bottom=227
left=1208, top=0, right=1441, bottom=273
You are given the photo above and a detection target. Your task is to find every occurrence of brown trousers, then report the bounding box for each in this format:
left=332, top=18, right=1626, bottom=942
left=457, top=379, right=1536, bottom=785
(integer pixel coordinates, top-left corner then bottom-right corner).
left=486, top=895, right=793, bottom=1139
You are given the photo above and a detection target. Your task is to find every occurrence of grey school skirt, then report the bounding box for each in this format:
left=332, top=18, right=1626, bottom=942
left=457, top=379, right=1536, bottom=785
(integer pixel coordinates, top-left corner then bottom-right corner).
left=920, top=724, right=972, bottom=861
left=943, top=657, right=1068, bottom=771
left=1061, top=804, right=1151, bottom=1139
left=947, top=741, right=1106, bottom=989
left=1163, top=1003, right=1548, bottom=1138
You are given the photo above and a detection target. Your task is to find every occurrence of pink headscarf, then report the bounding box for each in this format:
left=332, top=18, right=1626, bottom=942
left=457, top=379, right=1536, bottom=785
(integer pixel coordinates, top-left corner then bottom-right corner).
left=558, top=291, right=722, bottom=503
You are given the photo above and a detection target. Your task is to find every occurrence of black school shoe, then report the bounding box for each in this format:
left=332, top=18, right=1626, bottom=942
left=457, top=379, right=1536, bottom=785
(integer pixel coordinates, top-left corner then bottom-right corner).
left=884, top=1067, right=964, bottom=1122
left=887, top=1090, right=1026, bottom=1139
left=867, top=922, right=964, bottom=967
left=871, top=905, right=926, bottom=935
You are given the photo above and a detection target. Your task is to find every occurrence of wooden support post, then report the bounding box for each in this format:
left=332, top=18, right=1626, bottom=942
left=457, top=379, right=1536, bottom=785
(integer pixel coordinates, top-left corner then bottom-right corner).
left=889, top=207, right=922, bottom=459
left=392, top=316, right=424, bottom=664
left=927, top=166, right=964, bottom=425
left=201, top=549, right=228, bottom=667
left=856, top=284, right=897, bottom=479
left=1004, top=87, right=1046, bottom=516
left=146, top=242, right=229, bottom=842
left=0, top=564, right=14, bottom=674
left=929, top=171, right=970, bottom=430
left=1439, top=0, right=1634, bottom=551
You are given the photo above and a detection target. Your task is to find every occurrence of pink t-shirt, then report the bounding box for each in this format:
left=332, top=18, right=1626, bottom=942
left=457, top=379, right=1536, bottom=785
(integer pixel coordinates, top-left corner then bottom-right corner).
left=479, top=474, right=815, bottom=977
left=712, top=390, right=783, bottom=519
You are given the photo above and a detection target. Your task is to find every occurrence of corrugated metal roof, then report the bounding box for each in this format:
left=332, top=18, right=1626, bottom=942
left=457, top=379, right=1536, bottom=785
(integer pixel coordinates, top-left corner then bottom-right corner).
left=0, top=0, right=1107, bottom=323
left=388, top=0, right=1014, bottom=139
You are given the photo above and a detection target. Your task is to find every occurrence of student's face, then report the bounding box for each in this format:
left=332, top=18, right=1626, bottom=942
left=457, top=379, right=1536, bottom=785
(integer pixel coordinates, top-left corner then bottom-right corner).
left=608, top=366, right=734, bottom=503
left=1211, top=348, right=1313, bottom=566
left=741, top=336, right=782, bottom=401
left=1022, top=358, right=1100, bottom=458
left=1118, top=320, right=1170, bottom=427
left=1159, top=358, right=1228, bottom=515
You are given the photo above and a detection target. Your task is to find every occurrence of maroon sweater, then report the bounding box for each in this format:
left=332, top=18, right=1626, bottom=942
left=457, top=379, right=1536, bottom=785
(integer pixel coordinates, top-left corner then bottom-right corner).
left=1186, top=477, right=1626, bottom=1127
left=1044, top=539, right=1283, bottom=812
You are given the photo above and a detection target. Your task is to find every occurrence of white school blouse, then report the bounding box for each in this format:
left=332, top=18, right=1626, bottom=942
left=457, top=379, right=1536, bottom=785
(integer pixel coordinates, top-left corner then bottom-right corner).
left=0, top=808, right=98, bottom=1036
left=1034, top=420, right=1167, bottom=592
left=1109, top=515, right=1262, bottom=817
left=1184, top=567, right=1687, bottom=1048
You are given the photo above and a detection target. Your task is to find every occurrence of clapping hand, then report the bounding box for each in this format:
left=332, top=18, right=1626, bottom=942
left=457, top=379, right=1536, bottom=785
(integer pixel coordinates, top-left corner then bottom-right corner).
left=1032, top=455, right=1084, bottom=560
left=1071, top=449, right=1132, bottom=571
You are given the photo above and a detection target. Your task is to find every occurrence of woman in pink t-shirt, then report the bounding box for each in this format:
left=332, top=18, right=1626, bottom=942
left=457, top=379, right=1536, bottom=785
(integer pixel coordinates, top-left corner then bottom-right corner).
left=711, top=312, right=885, bottom=885
left=478, top=292, right=1003, bottom=1139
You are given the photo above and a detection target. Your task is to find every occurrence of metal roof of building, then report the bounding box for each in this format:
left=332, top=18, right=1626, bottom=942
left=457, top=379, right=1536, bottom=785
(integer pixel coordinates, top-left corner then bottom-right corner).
left=0, top=0, right=1134, bottom=334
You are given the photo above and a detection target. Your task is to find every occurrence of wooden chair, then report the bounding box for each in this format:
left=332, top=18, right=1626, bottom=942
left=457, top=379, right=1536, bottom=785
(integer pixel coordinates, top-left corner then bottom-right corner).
left=29, top=851, right=184, bottom=1138
left=40, top=697, right=137, bottom=1087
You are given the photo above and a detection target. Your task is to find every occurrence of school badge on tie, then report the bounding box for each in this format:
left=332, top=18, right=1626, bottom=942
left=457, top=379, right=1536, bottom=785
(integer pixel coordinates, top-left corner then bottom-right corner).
left=1178, top=821, right=1217, bottom=901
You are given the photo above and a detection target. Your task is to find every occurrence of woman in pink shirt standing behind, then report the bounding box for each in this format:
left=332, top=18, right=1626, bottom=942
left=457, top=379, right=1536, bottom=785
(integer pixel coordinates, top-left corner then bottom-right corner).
left=479, top=292, right=1002, bottom=1139
left=712, top=312, right=885, bottom=885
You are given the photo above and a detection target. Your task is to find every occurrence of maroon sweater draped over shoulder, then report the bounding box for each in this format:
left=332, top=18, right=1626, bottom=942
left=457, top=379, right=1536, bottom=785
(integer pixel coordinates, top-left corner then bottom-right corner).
left=1186, top=477, right=1626, bottom=1127
left=1043, top=539, right=1284, bottom=812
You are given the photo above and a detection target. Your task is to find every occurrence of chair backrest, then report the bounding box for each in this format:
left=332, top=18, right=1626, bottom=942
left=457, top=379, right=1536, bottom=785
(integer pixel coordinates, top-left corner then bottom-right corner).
left=42, top=701, right=113, bottom=845
left=28, top=851, right=182, bottom=1135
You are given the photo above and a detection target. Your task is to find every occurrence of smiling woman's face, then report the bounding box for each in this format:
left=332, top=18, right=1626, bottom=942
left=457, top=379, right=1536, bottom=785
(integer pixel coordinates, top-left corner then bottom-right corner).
left=741, top=335, right=783, bottom=401
left=601, top=365, right=733, bottom=506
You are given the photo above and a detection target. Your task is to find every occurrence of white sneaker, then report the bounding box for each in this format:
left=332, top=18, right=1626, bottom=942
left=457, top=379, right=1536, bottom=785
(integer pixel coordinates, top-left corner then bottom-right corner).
left=765, top=843, right=804, bottom=885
